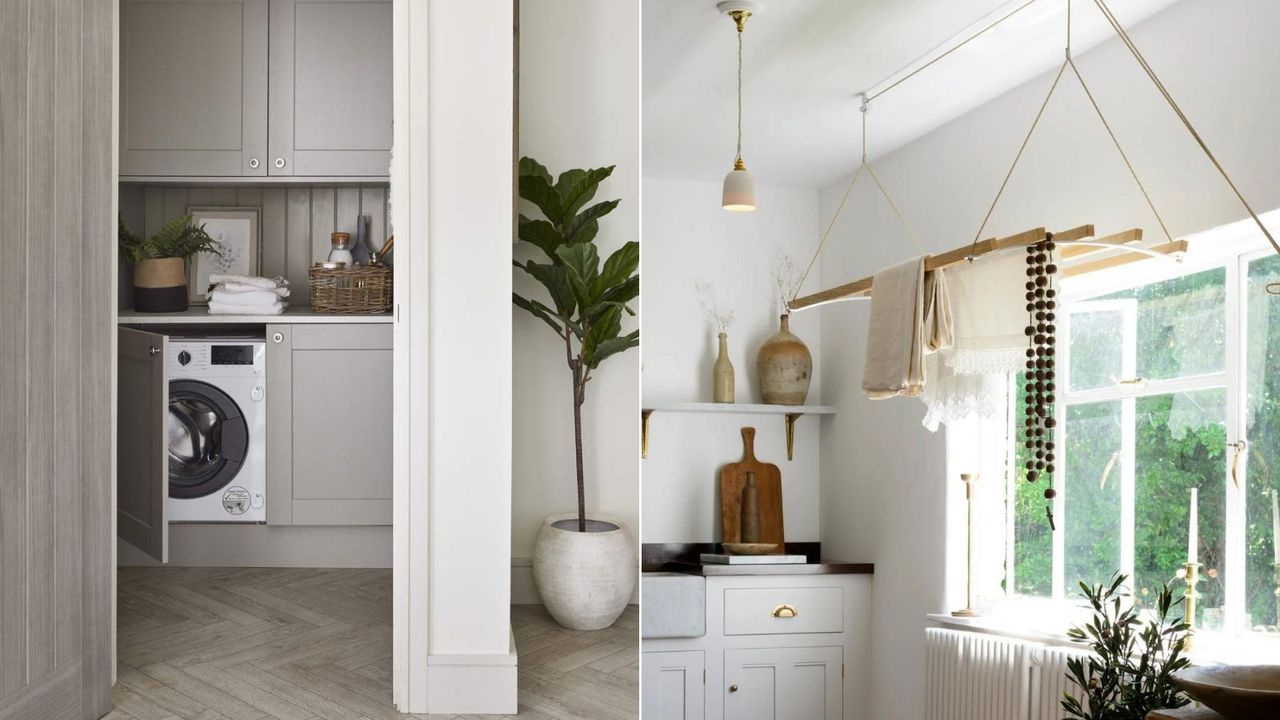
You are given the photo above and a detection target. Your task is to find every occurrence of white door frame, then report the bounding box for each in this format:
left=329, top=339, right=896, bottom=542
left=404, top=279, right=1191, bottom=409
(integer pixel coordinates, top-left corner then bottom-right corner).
left=107, top=0, right=432, bottom=708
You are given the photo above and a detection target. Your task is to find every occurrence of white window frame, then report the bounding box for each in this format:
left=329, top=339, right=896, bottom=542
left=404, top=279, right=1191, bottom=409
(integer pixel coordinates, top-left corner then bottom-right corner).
left=999, top=229, right=1275, bottom=638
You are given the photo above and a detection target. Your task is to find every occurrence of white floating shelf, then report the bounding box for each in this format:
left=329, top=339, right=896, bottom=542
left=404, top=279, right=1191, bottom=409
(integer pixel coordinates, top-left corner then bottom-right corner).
left=643, top=401, right=836, bottom=415
left=641, top=402, right=836, bottom=460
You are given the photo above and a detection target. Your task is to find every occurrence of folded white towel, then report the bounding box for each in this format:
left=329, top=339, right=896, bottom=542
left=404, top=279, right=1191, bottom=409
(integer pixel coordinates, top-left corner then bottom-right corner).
left=208, top=274, right=288, bottom=291
left=216, top=281, right=290, bottom=298
left=862, top=257, right=952, bottom=400
left=209, top=288, right=286, bottom=307
left=207, top=300, right=284, bottom=316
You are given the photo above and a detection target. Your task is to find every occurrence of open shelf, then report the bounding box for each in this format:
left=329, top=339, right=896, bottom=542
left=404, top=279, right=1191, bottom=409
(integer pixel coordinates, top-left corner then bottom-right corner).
left=641, top=401, right=836, bottom=460
left=119, top=306, right=393, bottom=325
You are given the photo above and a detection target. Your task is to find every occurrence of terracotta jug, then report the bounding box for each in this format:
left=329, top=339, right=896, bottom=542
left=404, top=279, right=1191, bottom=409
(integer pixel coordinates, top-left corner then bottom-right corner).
left=756, top=314, right=811, bottom=405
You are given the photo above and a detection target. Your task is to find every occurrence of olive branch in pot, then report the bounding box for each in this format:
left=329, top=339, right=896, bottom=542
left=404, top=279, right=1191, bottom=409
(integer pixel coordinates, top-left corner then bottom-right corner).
left=513, top=157, right=639, bottom=533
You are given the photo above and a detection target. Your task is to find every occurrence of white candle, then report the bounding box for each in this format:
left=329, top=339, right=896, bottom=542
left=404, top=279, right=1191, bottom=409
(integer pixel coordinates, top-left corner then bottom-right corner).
left=1188, top=488, right=1198, bottom=564
left=1272, top=492, right=1279, bottom=564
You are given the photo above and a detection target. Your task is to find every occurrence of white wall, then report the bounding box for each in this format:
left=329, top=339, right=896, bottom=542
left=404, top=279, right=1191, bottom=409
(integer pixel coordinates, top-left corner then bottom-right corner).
left=403, top=0, right=515, bottom=713
left=642, top=178, right=823, bottom=542
left=816, top=0, right=1280, bottom=718
left=513, top=0, right=641, bottom=603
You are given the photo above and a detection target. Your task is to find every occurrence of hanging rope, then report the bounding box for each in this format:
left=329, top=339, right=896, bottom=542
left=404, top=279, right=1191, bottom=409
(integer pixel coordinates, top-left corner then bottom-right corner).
left=735, top=21, right=744, bottom=163
left=791, top=99, right=922, bottom=302
left=1091, top=0, right=1280, bottom=258
left=969, top=59, right=1069, bottom=258
left=1067, top=58, right=1173, bottom=243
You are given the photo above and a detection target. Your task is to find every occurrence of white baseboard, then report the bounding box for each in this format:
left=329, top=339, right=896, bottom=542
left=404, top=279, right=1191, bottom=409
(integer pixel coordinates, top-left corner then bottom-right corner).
left=422, top=631, right=518, bottom=715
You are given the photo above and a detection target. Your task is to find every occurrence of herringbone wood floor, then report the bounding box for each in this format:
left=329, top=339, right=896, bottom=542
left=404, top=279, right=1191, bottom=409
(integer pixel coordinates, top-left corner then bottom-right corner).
left=104, top=567, right=638, bottom=720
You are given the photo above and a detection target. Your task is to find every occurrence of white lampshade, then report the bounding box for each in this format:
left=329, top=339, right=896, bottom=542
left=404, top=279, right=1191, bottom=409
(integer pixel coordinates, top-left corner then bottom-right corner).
left=722, top=164, right=757, bottom=212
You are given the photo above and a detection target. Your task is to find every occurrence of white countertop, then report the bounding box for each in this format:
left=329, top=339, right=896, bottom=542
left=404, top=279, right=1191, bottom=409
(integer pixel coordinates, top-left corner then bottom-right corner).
left=118, top=306, right=394, bottom=325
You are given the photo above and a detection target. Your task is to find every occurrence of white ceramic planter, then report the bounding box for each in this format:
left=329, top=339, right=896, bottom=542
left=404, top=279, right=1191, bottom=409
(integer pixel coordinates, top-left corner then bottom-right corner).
left=532, top=513, right=637, bottom=630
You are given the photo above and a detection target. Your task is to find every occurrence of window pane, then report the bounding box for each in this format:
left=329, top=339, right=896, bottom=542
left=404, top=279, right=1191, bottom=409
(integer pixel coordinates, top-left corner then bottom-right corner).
left=1067, top=306, right=1127, bottom=392
left=1097, top=267, right=1226, bottom=382
left=1133, top=390, right=1227, bottom=625
left=1246, top=255, right=1280, bottom=631
left=1064, top=401, right=1123, bottom=590
left=1013, top=373, right=1052, bottom=595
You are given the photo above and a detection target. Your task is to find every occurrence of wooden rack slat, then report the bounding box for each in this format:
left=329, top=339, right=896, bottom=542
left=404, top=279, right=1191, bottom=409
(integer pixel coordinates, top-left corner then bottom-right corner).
left=1061, top=239, right=1188, bottom=277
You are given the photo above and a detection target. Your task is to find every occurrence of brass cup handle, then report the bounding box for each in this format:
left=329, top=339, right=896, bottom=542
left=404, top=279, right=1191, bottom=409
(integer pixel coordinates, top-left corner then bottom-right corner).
left=771, top=604, right=797, bottom=619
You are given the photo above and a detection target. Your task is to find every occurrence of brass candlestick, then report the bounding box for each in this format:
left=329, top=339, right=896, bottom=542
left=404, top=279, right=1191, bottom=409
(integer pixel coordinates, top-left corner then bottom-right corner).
left=1183, top=562, right=1200, bottom=649
left=952, top=473, right=981, bottom=618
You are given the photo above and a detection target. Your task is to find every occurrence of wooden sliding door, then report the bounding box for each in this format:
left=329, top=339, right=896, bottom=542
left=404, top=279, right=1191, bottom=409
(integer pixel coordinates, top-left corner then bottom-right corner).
left=0, top=0, right=115, bottom=717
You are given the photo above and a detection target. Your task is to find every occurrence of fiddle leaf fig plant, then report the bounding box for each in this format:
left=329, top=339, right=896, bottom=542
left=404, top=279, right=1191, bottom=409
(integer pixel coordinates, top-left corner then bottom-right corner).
left=1061, top=572, right=1192, bottom=720
left=514, top=157, right=639, bottom=532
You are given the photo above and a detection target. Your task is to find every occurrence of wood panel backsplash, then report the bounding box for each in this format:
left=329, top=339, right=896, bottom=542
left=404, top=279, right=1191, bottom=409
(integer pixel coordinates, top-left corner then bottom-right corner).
left=119, top=184, right=391, bottom=306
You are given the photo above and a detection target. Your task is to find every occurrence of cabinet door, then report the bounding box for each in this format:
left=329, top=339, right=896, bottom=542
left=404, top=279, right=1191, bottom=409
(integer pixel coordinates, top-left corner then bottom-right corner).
left=724, top=647, right=842, bottom=720
left=268, top=0, right=393, bottom=177
left=267, top=324, right=393, bottom=525
left=118, top=328, right=169, bottom=563
left=642, top=651, right=704, bottom=720
left=120, top=0, right=268, bottom=177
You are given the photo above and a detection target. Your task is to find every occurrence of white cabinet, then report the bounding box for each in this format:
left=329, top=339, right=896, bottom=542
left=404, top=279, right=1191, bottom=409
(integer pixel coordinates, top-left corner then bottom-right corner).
left=642, top=651, right=705, bottom=720
left=121, top=0, right=391, bottom=179
left=724, top=646, right=842, bottom=720
left=641, top=573, right=871, bottom=720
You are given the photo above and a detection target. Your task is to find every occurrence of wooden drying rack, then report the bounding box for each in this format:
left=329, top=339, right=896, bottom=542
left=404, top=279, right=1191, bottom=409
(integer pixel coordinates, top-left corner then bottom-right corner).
left=788, top=224, right=1188, bottom=311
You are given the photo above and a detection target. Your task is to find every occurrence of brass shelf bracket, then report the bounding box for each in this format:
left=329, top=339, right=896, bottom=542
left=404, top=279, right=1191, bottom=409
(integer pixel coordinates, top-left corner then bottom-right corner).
left=784, top=413, right=803, bottom=461
left=641, top=410, right=653, bottom=459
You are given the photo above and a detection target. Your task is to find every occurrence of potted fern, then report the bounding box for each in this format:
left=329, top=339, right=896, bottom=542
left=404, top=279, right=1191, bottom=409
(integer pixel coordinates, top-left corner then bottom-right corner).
left=120, top=215, right=221, bottom=312
left=514, top=157, right=639, bottom=630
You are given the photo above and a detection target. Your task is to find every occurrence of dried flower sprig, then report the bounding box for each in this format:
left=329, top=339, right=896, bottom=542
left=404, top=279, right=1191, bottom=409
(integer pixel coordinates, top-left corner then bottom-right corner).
left=695, top=281, right=735, bottom=334
left=773, top=253, right=801, bottom=315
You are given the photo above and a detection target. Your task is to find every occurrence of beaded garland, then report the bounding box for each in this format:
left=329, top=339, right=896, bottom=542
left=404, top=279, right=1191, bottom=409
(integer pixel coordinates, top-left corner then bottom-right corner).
left=1022, top=234, right=1059, bottom=530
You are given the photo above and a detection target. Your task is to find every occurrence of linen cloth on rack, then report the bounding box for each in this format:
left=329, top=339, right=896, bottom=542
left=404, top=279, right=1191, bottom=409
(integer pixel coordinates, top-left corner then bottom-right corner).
left=920, top=249, right=1029, bottom=431
left=206, top=275, right=288, bottom=316
left=862, top=257, right=953, bottom=399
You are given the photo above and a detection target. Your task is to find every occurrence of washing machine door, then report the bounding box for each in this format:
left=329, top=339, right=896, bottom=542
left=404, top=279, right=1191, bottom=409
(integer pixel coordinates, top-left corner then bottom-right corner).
left=167, top=380, right=249, bottom=499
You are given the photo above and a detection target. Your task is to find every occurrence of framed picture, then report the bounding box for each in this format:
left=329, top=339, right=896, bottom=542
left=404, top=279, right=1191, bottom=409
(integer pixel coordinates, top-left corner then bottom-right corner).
left=187, top=207, right=261, bottom=303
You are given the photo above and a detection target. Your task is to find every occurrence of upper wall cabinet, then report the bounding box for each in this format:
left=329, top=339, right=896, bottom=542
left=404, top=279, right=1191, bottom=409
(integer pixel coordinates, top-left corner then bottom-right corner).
left=269, top=0, right=393, bottom=177
left=120, top=0, right=392, bottom=179
left=121, top=0, right=269, bottom=177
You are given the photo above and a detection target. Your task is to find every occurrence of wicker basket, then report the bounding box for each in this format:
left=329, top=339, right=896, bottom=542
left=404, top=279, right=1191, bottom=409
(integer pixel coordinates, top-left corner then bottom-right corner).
left=309, top=265, right=392, bottom=314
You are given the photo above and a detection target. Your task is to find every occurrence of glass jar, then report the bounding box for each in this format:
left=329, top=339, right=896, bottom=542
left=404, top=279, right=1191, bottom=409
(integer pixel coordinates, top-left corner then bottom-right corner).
left=328, top=232, right=354, bottom=266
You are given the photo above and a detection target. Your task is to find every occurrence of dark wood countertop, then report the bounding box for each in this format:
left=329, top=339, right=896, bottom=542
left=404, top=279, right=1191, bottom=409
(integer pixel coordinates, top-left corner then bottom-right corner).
left=643, top=542, right=874, bottom=577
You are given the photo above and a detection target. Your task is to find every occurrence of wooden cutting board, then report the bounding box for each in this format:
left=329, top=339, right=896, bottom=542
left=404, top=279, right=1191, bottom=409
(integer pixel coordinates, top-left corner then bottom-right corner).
left=719, top=427, right=785, bottom=550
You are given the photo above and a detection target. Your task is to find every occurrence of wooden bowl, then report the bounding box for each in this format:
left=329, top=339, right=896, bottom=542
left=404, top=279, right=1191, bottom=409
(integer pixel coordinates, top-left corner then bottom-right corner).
left=722, top=542, right=780, bottom=556
left=1173, top=665, right=1280, bottom=719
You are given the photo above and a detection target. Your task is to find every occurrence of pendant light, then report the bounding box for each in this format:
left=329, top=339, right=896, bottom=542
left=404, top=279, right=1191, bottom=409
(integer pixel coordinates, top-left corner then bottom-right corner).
left=719, top=1, right=760, bottom=212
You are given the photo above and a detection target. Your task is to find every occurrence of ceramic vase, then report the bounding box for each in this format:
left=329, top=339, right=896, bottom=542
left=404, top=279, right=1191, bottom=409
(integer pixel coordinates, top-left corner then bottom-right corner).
left=133, top=257, right=189, bottom=312
left=713, top=332, right=735, bottom=403
left=532, top=513, right=637, bottom=630
left=757, top=314, right=812, bottom=405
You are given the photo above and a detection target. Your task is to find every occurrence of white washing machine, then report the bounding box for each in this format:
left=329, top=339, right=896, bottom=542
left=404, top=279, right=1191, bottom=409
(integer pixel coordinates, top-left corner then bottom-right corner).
left=167, top=337, right=267, bottom=522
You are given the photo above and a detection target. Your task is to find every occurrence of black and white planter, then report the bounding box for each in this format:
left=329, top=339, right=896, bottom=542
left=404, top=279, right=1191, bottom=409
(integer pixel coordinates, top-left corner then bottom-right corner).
left=532, top=513, right=636, bottom=630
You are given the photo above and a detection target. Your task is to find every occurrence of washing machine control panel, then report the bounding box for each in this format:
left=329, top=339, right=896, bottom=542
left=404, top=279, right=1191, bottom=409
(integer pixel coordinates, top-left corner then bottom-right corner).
left=169, top=341, right=265, bottom=377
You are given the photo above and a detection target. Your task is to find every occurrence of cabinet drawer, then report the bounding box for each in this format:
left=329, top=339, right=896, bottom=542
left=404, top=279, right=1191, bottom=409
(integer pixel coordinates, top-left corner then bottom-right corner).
left=723, top=586, right=844, bottom=636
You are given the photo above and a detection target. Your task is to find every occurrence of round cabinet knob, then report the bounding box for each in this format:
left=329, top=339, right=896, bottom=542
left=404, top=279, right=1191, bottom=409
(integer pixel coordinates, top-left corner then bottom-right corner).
left=177, top=350, right=191, bottom=365
left=274, top=157, right=286, bottom=169
left=148, top=346, right=161, bottom=356
left=248, top=157, right=260, bottom=169
left=272, top=332, right=284, bottom=343
left=729, top=684, right=739, bottom=693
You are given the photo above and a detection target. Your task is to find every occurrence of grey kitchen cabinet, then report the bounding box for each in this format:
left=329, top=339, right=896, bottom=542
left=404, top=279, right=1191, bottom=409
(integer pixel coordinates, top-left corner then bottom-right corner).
left=267, top=323, right=393, bottom=525
left=723, top=646, right=843, bottom=720
left=269, top=0, right=393, bottom=177
left=120, top=0, right=269, bottom=177
left=117, top=328, right=171, bottom=563
left=120, top=0, right=391, bottom=179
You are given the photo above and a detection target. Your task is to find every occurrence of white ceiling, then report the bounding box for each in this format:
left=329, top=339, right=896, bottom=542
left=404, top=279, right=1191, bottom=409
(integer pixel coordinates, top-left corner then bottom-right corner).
left=643, top=0, right=1183, bottom=189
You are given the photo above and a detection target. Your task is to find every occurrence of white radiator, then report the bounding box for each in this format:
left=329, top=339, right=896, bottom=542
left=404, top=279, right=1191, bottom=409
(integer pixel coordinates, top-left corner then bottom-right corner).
left=925, top=628, right=1090, bottom=720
